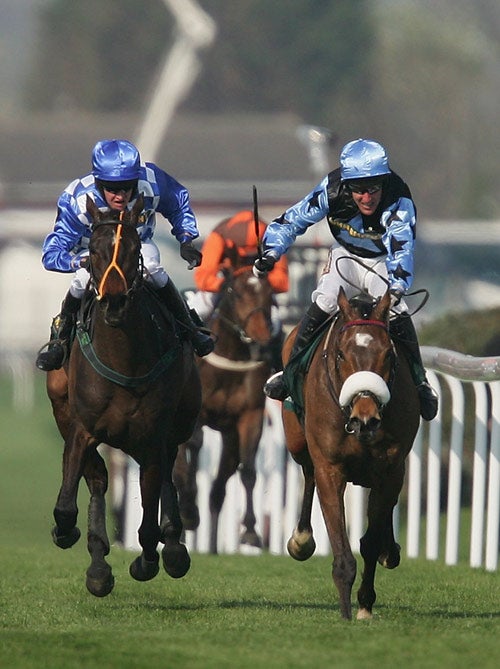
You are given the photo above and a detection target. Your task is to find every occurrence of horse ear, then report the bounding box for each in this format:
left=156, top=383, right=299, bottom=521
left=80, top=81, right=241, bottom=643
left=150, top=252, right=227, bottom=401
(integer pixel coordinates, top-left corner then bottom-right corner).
left=337, top=286, right=352, bottom=318
left=86, top=194, right=101, bottom=223
left=373, top=290, right=391, bottom=322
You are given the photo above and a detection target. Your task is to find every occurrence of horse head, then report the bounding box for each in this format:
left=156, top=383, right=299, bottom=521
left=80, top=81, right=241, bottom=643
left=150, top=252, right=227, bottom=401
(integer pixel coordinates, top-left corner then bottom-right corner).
left=86, top=194, right=143, bottom=327
left=335, top=287, right=394, bottom=441
left=219, top=268, right=274, bottom=350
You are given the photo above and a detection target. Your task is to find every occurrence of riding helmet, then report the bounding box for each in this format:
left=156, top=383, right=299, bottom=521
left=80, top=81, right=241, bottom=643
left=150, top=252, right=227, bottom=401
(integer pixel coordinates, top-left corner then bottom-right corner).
left=92, top=139, right=141, bottom=182
left=339, top=139, right=391, bottom=181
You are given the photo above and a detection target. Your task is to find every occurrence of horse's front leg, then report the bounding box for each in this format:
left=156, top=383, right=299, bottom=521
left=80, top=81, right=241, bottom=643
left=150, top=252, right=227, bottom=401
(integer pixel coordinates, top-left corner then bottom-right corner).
left=83, top=447, right=115, bottom=597
left=238, top=410, right=264, bottom=548
left=160, top=447, right=191, bottom=579
left=287, top=448, right=316, bottom=561
left=129, top=462, right=162, bottom=582
left=315, top=461, right=356, bottom=620
left=357, top=464, right=405, bottom=620
left=209, top=427, right=240, bottom=554
left=52, top=424, right=91, bottom=550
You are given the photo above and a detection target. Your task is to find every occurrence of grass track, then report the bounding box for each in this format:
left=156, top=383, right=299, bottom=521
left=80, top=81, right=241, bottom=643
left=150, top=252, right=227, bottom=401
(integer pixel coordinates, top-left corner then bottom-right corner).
left=1, top=376, right=499, bottom=668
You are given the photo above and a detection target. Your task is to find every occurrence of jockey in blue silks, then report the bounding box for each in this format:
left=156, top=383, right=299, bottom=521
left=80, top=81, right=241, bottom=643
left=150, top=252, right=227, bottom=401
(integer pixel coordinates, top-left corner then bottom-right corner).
left=253, top=138, right=438, bottom=421
left=36, top=138, right=214, bottom=372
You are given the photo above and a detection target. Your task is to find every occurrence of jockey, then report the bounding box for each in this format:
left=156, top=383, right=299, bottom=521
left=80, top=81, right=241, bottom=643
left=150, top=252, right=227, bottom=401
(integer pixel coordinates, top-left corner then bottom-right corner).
left=36, top=138, right=214, bottom=372
left=253, top=138, right=438, bottom=421
left=188, top=209, right=289, bottom=371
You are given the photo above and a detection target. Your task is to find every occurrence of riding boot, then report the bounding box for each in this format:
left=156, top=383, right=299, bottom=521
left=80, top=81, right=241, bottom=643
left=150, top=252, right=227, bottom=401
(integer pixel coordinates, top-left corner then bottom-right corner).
left=389, top=314, right=438, bottom=421
left=36, top=292, right=81, bottom=371
left=264, top=302, right=330, bottom=401
left=156, top=281, right=214, bottom=357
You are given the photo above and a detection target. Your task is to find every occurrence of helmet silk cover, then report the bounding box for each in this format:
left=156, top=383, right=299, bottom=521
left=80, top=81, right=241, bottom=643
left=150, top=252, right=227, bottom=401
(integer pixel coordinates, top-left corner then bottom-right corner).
left=92, top=139, right=141, bottom=182
left=340, top=139, right=391, bottom=181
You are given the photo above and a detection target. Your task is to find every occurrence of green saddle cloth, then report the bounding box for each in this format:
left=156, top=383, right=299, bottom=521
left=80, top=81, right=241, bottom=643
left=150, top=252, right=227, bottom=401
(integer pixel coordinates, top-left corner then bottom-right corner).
left=282, top=318, right=333, bottom=421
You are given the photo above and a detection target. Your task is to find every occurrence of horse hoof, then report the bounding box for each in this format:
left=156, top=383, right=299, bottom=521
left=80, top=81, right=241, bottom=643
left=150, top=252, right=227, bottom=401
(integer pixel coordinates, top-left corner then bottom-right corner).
left=51, top=525, right=81, bottom=549
left=378, top=543, right=401, bottom=569
left=356, top=608, right=373, bottom=621
left=287, top=531, right=316, bottom=561
left=86, top=565, right=115, bottom=597
left=162, top=543, right=191, bottom=579
left=129, top=554, right=160, bottom=582
left=240, top=530, right=262, bottom=548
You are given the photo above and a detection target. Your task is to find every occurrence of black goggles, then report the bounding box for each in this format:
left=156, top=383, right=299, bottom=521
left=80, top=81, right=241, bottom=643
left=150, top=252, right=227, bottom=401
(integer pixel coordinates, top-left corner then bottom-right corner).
left=99, top=180, right=137, bottom=194
left=346, top=182, right=383, bottom=195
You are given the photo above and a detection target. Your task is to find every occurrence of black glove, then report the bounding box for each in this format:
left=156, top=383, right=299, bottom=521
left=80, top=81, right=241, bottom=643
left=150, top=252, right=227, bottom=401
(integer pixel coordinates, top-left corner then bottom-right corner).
left=180, top=241, right=202, bottom=269
left=390, top=288, right=404, bottom=306
left=253, top=255, right=276, bottom=278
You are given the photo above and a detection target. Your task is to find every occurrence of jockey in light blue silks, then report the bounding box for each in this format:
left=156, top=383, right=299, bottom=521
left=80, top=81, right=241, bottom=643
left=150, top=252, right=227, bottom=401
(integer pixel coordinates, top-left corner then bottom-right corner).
left=253, top=138, right=438, bottom=421
left=36, top=139, right=214, bottom=371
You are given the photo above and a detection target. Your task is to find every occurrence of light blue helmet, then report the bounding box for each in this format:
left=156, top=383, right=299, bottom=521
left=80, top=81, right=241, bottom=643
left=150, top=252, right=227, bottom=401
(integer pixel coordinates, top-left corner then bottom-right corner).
left=339, top=139, right=391, bottom=181
left=92, top=139, right=141, bottom=182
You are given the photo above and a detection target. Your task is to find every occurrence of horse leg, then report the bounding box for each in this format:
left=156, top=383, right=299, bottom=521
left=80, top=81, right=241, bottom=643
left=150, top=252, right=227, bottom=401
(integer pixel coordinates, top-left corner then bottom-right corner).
left=357, top=467, right=405, bottom=620
left=52, top=425, right=91, bottom=550
left=129, top=463, right=162, bottom=582
left=238, top=411, right=264, bottom=548
left=173, top=425, right=203, bottom=531
left=315, top=462, right=356, bottom=620
left=83, top=448, right=115, bottom=597
left=287, top=449, right=316, bottom=561
left=159, top=447, right=191, bottom=579
left=209, top=428, right=240, bottom=554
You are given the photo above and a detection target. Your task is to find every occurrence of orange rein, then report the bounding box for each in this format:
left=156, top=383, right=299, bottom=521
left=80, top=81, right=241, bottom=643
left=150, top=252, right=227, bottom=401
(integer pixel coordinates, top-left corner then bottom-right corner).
left=97, top=212, right=128, bottom=299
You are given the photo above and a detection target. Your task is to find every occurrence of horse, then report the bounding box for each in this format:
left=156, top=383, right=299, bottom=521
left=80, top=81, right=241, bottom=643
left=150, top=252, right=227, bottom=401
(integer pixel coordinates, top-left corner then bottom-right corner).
left=46, top=194, right=201, bottom=596
left=282, top=286, right=420, bottom=620
left=174, top=264, right=274, bottom=554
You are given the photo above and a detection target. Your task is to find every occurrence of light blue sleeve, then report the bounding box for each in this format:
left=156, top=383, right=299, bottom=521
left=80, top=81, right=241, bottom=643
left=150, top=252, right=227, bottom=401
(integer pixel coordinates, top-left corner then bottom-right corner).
left=262, top=177, right=330, bottom=258
left=151, top=164, right=199, bottom=243
left=41, top=190, right=90, bottom=273
left=382, top=197, right=416, bottom=292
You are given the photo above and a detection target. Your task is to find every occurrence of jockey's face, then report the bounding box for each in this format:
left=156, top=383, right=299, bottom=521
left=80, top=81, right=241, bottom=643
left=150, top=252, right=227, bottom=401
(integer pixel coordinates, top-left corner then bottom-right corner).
left=102, top=186, right=134, bottom=212
left=349, top=185, right=383, bottom=216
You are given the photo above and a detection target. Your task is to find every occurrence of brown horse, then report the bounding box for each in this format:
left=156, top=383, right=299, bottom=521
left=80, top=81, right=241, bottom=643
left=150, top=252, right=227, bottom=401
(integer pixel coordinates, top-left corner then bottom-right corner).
left=174, top=266, right=274, bottom=553
left=46, top=195, right=201, bottom=596
left=282, top=287, right=420, bottom=620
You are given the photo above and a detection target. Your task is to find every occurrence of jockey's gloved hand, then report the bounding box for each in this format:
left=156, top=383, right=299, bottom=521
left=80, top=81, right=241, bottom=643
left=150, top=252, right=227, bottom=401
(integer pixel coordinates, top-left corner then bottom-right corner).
left=180, top=241, right=202, bottom=269
left=253, top=254, right=276, bottom=278
left=390, top=288, right=404, bottom=307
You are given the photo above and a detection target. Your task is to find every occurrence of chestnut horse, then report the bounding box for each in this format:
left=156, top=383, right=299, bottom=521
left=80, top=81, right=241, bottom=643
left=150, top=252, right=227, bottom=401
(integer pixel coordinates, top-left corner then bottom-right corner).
left=282, top=287, right=420, bottom=620
left=174, top=266, right=274, bottom=553
left=46, top=195, right=201, bottom=596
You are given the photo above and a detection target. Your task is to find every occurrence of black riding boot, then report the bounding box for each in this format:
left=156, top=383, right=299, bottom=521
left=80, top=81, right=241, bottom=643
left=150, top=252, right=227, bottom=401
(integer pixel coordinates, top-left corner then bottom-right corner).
left=156, top=281, right=214, bottom=357
left=390, top=314, right=438, bottom=421
left=264, top=302, right=329, bottom=401
left=36, top=292, right=81, bottom=371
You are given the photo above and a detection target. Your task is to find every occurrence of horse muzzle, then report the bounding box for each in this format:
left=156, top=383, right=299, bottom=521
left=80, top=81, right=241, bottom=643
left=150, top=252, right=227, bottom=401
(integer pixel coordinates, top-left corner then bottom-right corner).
left=339, top=371, right=391, bottom=438
left=100, top=294, right=131, bottom=327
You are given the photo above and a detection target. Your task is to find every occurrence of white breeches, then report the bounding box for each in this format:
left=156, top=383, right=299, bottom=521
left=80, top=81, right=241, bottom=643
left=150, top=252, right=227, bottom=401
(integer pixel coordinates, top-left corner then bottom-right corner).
left=69, top=240, right=170, bottom=298
left=311, top=245, right=407, bottom=315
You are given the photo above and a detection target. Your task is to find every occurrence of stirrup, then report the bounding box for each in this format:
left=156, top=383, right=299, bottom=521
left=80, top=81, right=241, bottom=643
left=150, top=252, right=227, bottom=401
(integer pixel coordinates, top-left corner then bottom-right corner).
left=35, top=340, right=66, bottom=371
left=263, top=371, right=288, bottom=401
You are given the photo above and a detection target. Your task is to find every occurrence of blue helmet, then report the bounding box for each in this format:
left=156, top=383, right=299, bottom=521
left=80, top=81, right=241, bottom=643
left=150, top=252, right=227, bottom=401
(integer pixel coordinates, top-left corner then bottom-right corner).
left=339, top=139, right=391, bottom=181
left=92, top=139, right=141, bottom=182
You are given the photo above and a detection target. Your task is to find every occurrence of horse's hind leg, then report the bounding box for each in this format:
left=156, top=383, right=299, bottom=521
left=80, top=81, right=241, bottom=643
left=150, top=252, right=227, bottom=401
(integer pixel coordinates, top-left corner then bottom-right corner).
left=287, top=449, right=316, bottom=561
left=173, top=425, right=203, bottom=531
left=129, top=464, right=162, bottom=582
left=83, top=448, right=115, bottom=597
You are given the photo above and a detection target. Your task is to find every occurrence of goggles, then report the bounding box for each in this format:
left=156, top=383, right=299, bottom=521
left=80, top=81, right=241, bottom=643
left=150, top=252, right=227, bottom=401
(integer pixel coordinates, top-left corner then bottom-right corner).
left=99, top=179, right=137, bottom=194
left=347, top=182, right=383, bottom=195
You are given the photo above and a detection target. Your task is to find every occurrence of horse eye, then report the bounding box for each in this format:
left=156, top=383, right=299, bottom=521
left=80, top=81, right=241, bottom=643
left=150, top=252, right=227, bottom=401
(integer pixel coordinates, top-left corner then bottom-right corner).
left=336, top=351, right=345, bottom=362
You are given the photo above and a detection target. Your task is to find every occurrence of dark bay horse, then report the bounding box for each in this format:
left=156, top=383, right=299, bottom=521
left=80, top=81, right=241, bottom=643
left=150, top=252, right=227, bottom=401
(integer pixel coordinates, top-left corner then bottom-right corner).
left=282, top=287, right=420, bottom=620
left=46, top=195, right=201, bottom=596
left=174, top=266, right=274, bottom=553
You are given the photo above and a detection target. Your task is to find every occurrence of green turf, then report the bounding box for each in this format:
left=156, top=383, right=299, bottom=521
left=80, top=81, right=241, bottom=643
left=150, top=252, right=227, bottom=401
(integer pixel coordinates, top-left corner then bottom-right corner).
left=1, top=375, right=499, bottom=669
